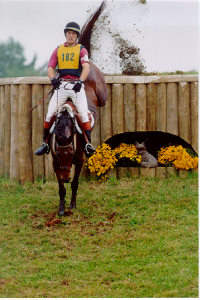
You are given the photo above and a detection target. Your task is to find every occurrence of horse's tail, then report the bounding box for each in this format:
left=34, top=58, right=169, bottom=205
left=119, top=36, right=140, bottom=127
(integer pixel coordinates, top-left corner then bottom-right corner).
left=78, top=0, right=107, bottom=57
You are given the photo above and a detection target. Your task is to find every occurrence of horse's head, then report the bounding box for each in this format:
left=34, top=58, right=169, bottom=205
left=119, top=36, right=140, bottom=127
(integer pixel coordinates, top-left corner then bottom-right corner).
left=55, top=110, right=75, bottom=183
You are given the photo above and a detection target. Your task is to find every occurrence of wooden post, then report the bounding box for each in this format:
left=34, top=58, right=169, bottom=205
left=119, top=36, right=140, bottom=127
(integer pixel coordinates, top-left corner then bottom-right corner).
left=166, top=83, right=178, bottom=136
left=156, top=167, right=166, bottom=179
left=156, top=83, right=167, bottom=132
left=32, top=84, right=45, bottom=180
left=0, top=86, right=5, bottom=175
left=18, top=84, right=34, bottom=183
left=178, top=169, right=189, bottom=178
left=43, top=84, right=54, bottom=179
left=5, top=85, right=11, bottom=177
left=124, top=84, right=136, bottom=132
left=127, top=167, right=139, bottom=177
left=146, top=83, right=156, bottom=131
left=136, top=84, right=146, bottom=131
left=140, top=167, right=156, bottom=178
left=166, top=167, right=178, bottom=177
left=190, top=82, right=198, bottom=153
left=117, top=167, right=128, bottom=179
left=100, top=84, right=112, bottom=143
left=91, top=108, right=101, bottom=148
left=10, top=85, right=20, bottom=181
left=112, top=84, right=124, bottom=136
left=178, top=82, right=190, bottom=144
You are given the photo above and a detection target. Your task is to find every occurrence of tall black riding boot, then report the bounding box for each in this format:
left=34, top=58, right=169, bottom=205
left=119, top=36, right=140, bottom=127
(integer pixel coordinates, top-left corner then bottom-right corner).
left=34, top=128, right=50, bottom=156
left=84, top=129, right=96, bottom=157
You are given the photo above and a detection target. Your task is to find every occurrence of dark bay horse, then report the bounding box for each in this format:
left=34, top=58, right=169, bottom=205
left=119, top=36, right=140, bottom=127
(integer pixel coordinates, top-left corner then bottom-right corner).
left=50, top=1, right=107, bottom=216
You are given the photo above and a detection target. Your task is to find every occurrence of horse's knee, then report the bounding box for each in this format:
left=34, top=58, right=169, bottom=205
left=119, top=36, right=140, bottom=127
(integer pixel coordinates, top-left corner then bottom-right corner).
left=59, top=183, right=66, bottom=199
left=71, top=179, right=78, bottom=194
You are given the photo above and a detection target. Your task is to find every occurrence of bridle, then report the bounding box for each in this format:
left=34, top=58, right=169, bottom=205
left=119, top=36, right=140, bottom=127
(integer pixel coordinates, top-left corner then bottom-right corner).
left=56, top=140, right=73, bottom=149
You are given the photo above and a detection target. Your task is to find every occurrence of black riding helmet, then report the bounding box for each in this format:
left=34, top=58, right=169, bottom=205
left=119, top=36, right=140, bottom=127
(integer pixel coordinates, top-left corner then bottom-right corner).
left=64, top=22, right=80, bottom=37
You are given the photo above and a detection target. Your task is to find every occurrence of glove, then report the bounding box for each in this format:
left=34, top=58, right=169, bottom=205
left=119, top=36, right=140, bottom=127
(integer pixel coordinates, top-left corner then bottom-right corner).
left=72, top=79, right=83, bottom=93
left=51, top=78, right=60, bottom=89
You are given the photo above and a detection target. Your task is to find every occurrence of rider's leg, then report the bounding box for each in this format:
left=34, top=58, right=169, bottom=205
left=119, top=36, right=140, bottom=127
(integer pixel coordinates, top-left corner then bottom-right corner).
left=34, top=121, right=51, bottom=155
left=83, top=121, right=96, bottom=156
left=35, top=83, right=69, bottom=156
left=70, top=85, right=95, bottom=156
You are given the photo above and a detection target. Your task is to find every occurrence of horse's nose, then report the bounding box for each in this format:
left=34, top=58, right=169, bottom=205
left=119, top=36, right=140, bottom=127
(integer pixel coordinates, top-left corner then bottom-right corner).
left=62, top=177, right=71, bottom=183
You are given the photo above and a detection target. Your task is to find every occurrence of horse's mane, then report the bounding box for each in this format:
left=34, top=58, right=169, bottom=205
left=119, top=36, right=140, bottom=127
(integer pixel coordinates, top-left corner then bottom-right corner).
left=78, top=0, right=107, bottom=57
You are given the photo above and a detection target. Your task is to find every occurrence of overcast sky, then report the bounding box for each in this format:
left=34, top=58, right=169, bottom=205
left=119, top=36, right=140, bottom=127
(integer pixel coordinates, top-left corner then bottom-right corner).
left=0, top=0, right=199, bottom=73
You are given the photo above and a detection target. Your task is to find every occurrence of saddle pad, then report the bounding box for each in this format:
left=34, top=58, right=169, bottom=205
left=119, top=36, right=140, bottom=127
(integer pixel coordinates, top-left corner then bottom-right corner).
left=49, top=104, right=94, bottom=135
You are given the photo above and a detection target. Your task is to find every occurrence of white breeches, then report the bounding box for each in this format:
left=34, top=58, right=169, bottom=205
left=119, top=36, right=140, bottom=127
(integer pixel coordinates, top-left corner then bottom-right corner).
left=45, top=81, right=89, bottom=123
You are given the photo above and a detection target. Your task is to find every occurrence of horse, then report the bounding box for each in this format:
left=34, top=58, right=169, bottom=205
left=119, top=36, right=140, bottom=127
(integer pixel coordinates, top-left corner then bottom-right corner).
left=50, top=1, right=107, bottom=216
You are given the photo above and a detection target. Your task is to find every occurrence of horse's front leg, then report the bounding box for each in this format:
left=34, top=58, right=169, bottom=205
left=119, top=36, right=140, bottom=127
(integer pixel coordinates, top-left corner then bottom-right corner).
left=70, top=155, right=84, bottom=209
left=53, top=159, right=66, bottom=216
left=58, top=178, right=66, bottom=216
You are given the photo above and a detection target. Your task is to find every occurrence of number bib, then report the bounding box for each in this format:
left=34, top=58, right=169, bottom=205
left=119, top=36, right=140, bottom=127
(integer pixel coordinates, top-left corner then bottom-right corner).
left=57, top=44, right=81, bottom=70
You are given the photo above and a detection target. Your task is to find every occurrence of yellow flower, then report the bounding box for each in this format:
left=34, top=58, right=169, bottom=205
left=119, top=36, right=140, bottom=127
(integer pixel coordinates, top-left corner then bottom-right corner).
left=85, top=143, right=142, bottom=182
left=157, top=145, right=198, bottom=170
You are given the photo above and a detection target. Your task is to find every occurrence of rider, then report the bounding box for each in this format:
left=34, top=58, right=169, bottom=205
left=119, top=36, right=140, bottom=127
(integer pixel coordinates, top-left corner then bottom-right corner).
left=35, top=22, right=95, bottom=157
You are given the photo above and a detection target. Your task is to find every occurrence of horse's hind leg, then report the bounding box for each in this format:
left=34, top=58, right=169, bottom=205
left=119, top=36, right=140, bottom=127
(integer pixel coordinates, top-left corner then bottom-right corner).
left=70, top=178, right=78, bottom=209
left=70, top=156, right=84, bottom=209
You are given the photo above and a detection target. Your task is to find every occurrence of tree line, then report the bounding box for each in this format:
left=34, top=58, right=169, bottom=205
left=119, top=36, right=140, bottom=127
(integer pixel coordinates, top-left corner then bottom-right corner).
left=0, top=38, right=47, bottom=78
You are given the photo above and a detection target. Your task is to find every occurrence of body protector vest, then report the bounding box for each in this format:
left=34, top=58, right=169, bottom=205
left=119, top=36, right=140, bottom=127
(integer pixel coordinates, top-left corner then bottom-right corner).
left=57, top=44, right=83, bottom=78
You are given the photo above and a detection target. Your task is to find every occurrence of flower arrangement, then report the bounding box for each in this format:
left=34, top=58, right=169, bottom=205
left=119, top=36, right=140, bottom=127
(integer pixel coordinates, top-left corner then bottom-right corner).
left=86, top=143, right=198, bottom=182
left=114, top=143, right=142, bottom=166
left=85, top=143, right=118, bottom=182
left=157, top=145, right=198, bottom=170
left=85, top=143, right=142, bottom=182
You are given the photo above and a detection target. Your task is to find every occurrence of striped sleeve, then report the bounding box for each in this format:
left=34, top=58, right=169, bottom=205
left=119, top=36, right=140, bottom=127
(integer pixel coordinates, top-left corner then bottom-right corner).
left=80, top=46, right=89, bottom=64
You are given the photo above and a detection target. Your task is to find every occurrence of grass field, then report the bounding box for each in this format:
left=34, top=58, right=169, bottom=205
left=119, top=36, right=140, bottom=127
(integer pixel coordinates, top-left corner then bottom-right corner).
left=0, top=173, right=198, bottom=298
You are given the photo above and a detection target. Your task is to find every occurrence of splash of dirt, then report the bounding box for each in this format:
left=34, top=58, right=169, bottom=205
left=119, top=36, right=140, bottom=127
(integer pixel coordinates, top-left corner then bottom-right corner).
left=115, top=35, right=146, bottom=75
left=45, top=219, right=62, bottom=227
left=89, top=1, right=147, bottom=75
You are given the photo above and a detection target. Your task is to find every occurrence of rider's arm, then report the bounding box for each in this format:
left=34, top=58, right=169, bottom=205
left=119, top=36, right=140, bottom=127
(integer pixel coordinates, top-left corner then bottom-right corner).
left=47, top=47, right=58, bottom=80
left=48, top=67, right=56, bottom=80
left=80, top=62, right=90, bottom=82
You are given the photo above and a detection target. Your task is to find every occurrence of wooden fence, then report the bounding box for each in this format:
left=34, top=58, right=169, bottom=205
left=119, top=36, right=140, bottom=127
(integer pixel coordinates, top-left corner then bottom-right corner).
left=0, top=75, right=198, bottom=183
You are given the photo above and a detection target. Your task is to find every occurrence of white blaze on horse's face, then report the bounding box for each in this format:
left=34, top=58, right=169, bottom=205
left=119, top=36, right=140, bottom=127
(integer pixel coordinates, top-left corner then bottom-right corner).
left=56, top=144, right=74, bottom=183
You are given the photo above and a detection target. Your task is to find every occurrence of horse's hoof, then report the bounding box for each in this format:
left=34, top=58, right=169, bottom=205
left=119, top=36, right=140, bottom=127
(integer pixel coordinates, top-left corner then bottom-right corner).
left=58, top=210, right=65, bottom=216
left=69, top=203, right=76, bottom=210
left=70, top=196, right=76, bottom=210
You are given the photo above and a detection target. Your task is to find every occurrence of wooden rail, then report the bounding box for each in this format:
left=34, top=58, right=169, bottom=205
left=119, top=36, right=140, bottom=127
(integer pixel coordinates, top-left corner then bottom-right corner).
left=0, top=75, right=198, bottom=183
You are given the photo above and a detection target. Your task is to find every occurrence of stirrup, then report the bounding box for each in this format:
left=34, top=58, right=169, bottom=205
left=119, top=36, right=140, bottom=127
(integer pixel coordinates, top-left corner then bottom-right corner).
left=85, top=143, right=95, bottom=157
left=34, top=142, right=50, bottom=156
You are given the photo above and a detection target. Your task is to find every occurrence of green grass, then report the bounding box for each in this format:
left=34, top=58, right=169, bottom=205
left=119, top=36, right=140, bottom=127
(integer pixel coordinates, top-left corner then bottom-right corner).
left=0, top=174, right=198, bottom=297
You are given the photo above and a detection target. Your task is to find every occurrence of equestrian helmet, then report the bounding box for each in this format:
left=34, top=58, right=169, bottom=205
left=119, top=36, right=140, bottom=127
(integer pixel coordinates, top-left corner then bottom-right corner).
left=64, top=22, right=80, bottom=37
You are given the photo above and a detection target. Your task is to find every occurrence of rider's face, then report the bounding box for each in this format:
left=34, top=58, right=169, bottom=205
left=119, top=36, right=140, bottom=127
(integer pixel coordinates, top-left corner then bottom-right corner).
left=66, top=30, right=78, bottom=46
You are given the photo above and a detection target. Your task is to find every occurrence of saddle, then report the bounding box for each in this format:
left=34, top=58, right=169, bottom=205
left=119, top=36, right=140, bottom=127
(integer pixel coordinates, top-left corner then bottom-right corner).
left=49, top=99, right=94, bottom=135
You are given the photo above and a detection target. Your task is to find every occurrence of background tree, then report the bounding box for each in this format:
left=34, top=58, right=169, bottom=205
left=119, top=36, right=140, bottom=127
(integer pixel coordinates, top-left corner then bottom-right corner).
left=0, top=37, right=47, bottom=78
